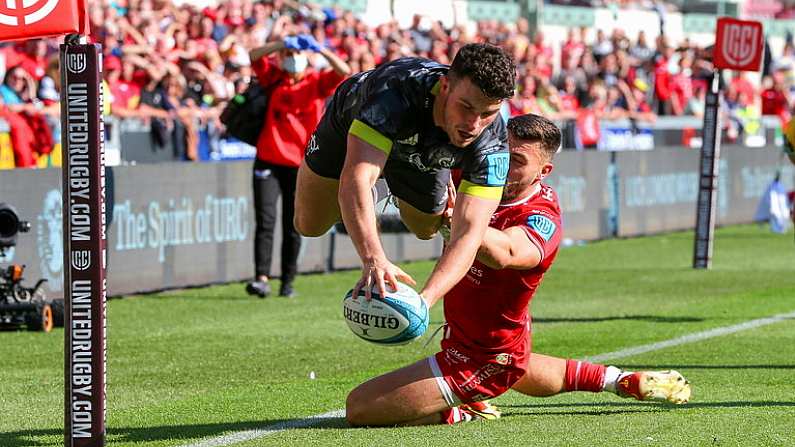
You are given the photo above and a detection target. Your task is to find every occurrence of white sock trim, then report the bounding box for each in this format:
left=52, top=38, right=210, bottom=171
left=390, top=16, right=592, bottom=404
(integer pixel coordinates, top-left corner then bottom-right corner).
left=428, top=356, right=461, bottom=407
left=602, top=366, right=624, bottom=393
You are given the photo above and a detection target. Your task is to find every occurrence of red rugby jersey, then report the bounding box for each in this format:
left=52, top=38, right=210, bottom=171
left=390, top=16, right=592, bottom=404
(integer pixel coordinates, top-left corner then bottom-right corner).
left=443, top=184, right=562, bottom=353
left=251, top=56, right=345, bottom=167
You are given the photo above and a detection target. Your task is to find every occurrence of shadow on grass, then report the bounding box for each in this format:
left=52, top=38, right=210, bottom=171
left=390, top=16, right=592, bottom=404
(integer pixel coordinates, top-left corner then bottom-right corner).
left=501, top=401, right=795, bottom=412
left=618, top=364, right=795, bottom=370
left=533, top=315, right=705, bottom=324
left=0, top=415, right=349, bottom=447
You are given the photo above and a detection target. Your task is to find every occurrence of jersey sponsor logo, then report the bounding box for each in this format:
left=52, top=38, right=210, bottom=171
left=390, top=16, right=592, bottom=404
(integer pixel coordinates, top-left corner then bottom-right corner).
left=479, top=144, right=505, bottom=155
left=494, top=353, right=512, bottom=365
left=397, top=133, right=419, bottom=146
left=466, top=265, right=485, bottom=285
left=460, top=363, right=505, bottom=393
left=541, top=185, right=554, bottom=202
left=305, top=133, right=319, bottom=156
left=434, top=154, right=455, bottom=168
left=407, top=153, right=432, bottom=172
left=527, top=214, right=556, bottom=241
left=486, top=152, right=509, bottom=186
left=444, top=347, right=470, bottom=365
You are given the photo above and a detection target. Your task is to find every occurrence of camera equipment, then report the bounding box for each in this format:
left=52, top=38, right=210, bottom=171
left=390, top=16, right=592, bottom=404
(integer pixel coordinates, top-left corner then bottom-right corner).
left=0, top=203, right=31, bottom=254
left=0, top=203, right=58, bottom=332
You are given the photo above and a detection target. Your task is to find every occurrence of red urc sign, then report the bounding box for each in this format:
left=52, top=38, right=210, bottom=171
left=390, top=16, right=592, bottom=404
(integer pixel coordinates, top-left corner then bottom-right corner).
left=713, top=17, right=763, bottom=72
left=0, top=0, right=88, bottom=41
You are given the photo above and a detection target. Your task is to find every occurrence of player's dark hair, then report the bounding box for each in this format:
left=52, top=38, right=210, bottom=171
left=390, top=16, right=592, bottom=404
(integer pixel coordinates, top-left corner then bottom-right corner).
left=448, top=43, right=516, bottom=100
left=507, top=114, right=561, bottom=160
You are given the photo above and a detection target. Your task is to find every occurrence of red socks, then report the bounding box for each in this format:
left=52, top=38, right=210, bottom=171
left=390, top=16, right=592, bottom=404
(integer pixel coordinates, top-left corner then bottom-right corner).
left=564, top=359, right=606, bottom=393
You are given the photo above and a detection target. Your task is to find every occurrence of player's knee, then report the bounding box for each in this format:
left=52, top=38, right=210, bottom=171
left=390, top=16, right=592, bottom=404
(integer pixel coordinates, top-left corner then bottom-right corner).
left=410, top=226, right=437, bottom=240
left=399, top=215, right=440, bottom=240
left=293, top=213, right=327, bottom=237
left=345, top=389, right=368, bottom=427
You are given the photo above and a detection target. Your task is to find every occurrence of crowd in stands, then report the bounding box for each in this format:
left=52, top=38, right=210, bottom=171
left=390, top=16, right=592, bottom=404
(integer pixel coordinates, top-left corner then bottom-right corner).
left=2, top=0, right=794, bottom=167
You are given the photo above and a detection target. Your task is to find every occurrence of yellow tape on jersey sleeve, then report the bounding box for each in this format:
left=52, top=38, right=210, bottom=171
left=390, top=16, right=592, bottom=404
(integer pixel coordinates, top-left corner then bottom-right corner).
left=784, top=119, right=795, bottom=154
left=349, top=119, right=393, bottom=155
left=458, top=180, right=503, bottom=200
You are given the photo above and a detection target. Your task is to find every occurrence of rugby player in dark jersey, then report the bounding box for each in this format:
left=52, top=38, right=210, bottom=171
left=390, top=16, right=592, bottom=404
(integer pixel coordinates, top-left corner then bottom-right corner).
left=294, top=43, right=516, bottom=303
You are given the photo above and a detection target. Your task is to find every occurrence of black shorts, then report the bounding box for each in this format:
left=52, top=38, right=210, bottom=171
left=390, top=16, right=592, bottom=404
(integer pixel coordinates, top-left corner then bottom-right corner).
left=304, top=118, right=449, bottom=215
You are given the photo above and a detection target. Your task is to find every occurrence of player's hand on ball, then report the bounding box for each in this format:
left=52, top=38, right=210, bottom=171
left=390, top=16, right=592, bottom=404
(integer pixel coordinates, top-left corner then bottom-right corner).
left=353, top=257, right=416, bottom=301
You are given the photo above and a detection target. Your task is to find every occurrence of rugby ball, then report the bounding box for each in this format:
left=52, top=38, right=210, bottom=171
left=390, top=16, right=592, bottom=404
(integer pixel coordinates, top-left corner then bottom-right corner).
left=343, top=281, right=429, bottom=345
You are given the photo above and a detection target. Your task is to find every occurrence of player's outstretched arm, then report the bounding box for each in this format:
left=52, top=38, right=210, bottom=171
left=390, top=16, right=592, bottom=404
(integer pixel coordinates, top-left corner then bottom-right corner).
left=341, top=134, right=416, bottom=300
left=421, top=192, right=499, bottom=307
left=477, top=226, right=542, bottom=270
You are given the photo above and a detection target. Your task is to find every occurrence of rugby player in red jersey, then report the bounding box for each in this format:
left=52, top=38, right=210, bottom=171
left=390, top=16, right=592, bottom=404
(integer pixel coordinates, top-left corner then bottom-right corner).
left=346, top=114, right=691, bottom=427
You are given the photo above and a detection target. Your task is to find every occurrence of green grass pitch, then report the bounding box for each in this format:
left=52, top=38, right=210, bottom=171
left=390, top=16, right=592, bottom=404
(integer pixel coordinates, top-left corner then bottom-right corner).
left=2, top=224, right=794, bottom=446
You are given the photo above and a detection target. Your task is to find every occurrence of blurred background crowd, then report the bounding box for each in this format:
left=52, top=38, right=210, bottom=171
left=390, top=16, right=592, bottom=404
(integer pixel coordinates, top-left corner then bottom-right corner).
left=2, top=0, right=794, bottom=167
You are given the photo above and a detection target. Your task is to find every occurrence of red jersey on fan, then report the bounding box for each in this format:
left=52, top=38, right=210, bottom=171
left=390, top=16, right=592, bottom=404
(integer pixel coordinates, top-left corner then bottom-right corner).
left=443, top=183, right=562, bottom=356
left=251, top=56, right=345, bottom=168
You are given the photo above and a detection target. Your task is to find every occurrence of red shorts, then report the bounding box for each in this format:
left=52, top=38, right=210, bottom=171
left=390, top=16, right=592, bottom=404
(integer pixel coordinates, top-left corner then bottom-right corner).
left=429, top=340, right=529, bottom=405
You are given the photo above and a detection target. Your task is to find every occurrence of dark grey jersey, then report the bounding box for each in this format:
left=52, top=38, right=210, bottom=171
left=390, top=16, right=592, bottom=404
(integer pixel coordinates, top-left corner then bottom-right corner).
left=325, top=57, right=509, bottom=188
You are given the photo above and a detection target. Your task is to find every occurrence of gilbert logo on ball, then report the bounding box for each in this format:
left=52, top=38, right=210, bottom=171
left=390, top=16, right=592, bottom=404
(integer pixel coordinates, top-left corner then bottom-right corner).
left=713, top=17, right=763, bottom=72
left=343, top=281, right=429, bottom=345
left=0, top=0, right=89, bottom=41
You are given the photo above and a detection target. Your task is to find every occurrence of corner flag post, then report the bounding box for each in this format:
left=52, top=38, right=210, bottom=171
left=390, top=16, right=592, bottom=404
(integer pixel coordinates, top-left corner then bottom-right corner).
left=694, top=17, right=764, bottom=269
left=61, top=35, right=107, bottom=446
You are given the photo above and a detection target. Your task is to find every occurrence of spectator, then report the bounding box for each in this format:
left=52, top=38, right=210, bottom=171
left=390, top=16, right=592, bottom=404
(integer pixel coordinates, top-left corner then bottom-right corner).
left=0, top=66, right=53, bottom=166
left=630, top=31, right=655, bottom=64
left=670, top=55, right=695, bottom=116
left=558, top=76, right=581, bottom=116
left=761, top=67, right=793, bottom=124
left=105, top=56, right=142, bottom=113
left=509, top=75, right=543, bottom=117
left=592, top=29, right=614, bottom=63
left=561, top=28, right=585, bottom=68
left=730, top=72, right=757, bottom=108
left=245, top=34, right=350, bottom=298
left=409, top=15, right=433, bottom=55
left=13, top=39, right=49, bottom=81
left=654, top=42, right=674, bottom=115
left=627, top=79, right=656, bottom=122
left=0, top=65, right=36, bottom=106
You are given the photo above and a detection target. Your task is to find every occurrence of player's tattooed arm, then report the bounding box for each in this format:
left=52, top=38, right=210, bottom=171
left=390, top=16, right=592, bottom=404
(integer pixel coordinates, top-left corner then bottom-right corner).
left=476, top=226, right=542, bottom=270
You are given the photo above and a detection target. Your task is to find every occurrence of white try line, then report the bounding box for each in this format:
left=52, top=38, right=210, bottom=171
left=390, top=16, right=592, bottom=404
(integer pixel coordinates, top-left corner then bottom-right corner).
left=180, top=409, right=345, bottom=447
left=181, top=310, right=795, bottom=447
left=585, top=310, right=795, bottom=363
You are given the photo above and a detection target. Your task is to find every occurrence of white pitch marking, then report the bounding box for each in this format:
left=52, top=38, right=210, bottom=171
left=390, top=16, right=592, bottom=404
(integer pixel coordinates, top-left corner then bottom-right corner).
left=180, top=409, right=345, bottom=447
left=585, top=310, right=795, bottom=363
left=181, top=310, right=795, bottom=447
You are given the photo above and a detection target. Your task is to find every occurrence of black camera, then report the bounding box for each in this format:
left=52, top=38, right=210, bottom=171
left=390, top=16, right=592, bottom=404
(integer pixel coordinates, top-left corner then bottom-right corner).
left=0, top=203, right=58, bottom=332
left=0, top=203, right=30, bottom=253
